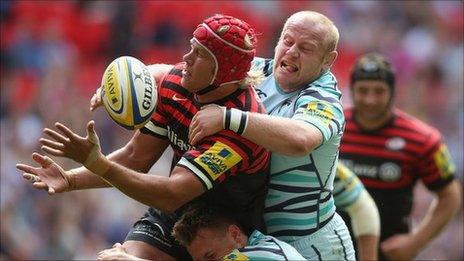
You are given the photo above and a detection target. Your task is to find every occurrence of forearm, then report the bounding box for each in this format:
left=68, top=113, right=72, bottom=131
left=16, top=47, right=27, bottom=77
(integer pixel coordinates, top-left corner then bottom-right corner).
left=411, top=181, right=461, bottom=249
left=102, top=160, right=177, bottom=212
left=243, top=113, right=322, bottom=156
left=87, top=156, right=195, bottom=213
left=70, top=144, right=156, bottom=190
left=357, top=235, right=379, bottom=261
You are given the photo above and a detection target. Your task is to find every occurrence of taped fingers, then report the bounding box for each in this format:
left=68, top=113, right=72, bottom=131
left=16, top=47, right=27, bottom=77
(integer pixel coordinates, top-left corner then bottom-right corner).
left=32, top=152, right=55, bottom=167
left=23, top=173, right=41, bottom=183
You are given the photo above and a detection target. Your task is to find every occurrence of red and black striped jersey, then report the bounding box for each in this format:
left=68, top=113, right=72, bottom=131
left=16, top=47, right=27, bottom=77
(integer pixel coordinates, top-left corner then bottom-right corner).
left=140, top=63, right=270, bottom=233
left=339, top=107, right=455, bottom=240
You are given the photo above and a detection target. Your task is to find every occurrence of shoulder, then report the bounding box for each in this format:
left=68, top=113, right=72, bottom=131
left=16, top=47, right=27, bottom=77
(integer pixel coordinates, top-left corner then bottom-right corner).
left=299, top=71, right=341, bottom=103
left=252, top=57, right=273, bottom=77
left=393, top=109, right=442, bottom=144
left=158, top=63, right=190, bottom=98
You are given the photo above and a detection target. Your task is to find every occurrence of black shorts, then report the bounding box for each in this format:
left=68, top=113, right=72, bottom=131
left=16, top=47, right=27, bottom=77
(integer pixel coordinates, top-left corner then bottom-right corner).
left=125, top=208, right=191, bottom=260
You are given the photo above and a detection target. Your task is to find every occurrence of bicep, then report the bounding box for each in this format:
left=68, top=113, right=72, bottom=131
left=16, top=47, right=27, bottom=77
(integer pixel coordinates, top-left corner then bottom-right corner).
left=167, top=166, right=206, bottom=209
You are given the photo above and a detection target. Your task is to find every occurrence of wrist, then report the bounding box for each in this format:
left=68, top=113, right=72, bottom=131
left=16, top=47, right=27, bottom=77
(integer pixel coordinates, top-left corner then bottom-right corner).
left=85, top=153, right=111, bottom=177
left=410, top=231, right=427, bottom=252
left=223, top=108, right=249, bottom=135
left=65, top=169, right=77, bottom=191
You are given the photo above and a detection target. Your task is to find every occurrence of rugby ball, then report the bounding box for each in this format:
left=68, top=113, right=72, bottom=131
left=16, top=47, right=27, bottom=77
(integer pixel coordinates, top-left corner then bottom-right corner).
left=101, top=56, right=157, bottom=130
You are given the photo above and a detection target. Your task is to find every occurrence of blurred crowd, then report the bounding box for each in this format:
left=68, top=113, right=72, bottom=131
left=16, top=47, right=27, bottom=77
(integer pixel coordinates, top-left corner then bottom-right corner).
left=1, top=1, right=462, bottom=260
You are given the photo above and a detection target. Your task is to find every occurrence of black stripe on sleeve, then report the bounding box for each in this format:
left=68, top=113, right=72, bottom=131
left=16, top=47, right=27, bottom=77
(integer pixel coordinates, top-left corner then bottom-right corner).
left=298, top=89, right=339, bottom=104
left=263, top=59, right=272, bottom=77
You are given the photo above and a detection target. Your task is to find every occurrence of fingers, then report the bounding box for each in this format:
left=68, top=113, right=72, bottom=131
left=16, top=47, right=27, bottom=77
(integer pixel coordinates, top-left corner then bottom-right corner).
left=188, top=116, right=199, bottom=142
left=32, top=152, right=54, bottom=167
left=190, top=129, right=205, bottom=145
left=86, top=120, right=99, bottom=144
left=54, top=122, right=79, bottom=141
left=200, top=104, right=221, bottom=110
left=33, top=182, right=48, bottom=190
left=43, top=128, right=69, bottom=144
left=90, top=87, right=102, bottom=112
left=39, top=138, right=65, bottom=150
left=23, top=173, right=41, bottom=183
left=48, top=186, right=56, bottom=195
left=16, top=163, right=37, bottom=174
left=41, top=146, right=66, bottom=157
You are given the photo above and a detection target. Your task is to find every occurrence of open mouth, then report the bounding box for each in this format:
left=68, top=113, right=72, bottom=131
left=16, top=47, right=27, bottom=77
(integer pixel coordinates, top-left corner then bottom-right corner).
left=280, top=60, right=298, bottom=73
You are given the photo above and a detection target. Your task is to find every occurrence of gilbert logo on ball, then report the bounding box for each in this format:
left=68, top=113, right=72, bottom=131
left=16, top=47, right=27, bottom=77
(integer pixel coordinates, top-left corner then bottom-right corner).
left=101, top=56, right=157, bottom=130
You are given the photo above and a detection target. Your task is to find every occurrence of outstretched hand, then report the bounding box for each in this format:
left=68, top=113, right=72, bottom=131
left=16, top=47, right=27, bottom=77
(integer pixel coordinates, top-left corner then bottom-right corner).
left=189, top=104, right=225, bottom=145
left=381, top=233, right=419, bottom=260
left=16, top=153, right=72, bottom=194
left=40, top=121, right=103, bottom=167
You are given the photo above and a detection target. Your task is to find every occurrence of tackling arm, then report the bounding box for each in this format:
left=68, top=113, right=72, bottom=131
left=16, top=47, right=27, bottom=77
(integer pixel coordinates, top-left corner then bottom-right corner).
left=189, top=105, right=322, bottom=157
left=242, top=112, right=323, bottom=156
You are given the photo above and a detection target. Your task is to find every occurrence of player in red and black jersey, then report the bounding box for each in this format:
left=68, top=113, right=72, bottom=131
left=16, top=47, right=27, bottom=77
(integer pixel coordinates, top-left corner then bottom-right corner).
left=17, top=15, right=269, bottom=260
left=339, top=53, right=461, bottom=260
left=138, top=62, right=269, bottom=234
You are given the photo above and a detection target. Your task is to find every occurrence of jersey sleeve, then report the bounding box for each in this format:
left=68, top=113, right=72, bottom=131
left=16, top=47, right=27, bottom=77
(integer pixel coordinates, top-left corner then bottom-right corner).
left=176, top=131, right=253, bottom=190
left=293, top=86, right=344, bottom=142
left=417, top=130, right=455, bottom=191
left=333, top=163, right=365, bottom=211
left=251, top=57, right=273, bottom=77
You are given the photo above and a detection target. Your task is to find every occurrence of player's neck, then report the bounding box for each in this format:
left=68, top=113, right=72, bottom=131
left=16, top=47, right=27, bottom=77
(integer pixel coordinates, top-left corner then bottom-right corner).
left=355, top=110, right=393, bottom=131
left=196, top=83, right=240, bottom=103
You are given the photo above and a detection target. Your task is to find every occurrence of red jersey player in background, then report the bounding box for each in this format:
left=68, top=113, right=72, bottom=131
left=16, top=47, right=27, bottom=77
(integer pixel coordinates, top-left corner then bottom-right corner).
left=339, top=53, right=461, bottom=260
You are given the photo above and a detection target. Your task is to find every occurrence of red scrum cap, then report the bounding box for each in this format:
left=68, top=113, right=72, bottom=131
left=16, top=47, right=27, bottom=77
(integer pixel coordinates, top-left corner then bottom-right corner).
left=193, top=14, right=257, bottom=87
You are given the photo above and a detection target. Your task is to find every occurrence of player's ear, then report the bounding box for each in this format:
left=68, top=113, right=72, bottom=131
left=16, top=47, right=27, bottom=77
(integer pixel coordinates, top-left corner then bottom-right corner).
left=228, top=224, right=241, bottom=242
left=323, top=50, right=337, bottom=71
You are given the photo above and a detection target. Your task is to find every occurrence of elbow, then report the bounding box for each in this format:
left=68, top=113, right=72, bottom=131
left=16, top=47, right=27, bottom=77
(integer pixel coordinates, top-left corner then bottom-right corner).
left=153, top=185, right=186, bottom=214
left=288, top=133, right=320, bottom=157
left=152, top=198, right=181, bottom=214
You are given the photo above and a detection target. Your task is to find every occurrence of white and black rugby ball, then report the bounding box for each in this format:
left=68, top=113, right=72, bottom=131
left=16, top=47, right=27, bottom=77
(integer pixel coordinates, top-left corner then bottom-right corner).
left=101, top=56, right=157, bottom=130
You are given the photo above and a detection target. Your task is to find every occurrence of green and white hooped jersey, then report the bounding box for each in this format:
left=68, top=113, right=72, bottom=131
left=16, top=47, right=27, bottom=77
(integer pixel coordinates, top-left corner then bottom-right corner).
left=223, top=230, right=306, bottom=260
left=252, top=58, right=345, bottom=242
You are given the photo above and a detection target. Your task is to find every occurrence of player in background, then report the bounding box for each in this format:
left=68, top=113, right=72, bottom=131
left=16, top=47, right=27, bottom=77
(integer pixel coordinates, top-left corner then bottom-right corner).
left=97, top=204, right=306, bottom=261
left=339, top=53, right=461, bottom=260
left=16, top=14, right=270, bottom=260
left=334, top=163, right=380, bottom=261
left=187, top=11, right=355, bottom=260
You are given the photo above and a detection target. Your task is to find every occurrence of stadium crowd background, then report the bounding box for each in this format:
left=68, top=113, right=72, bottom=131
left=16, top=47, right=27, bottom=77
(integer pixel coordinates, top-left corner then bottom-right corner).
left=1, top=1, right=462, bottom=260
